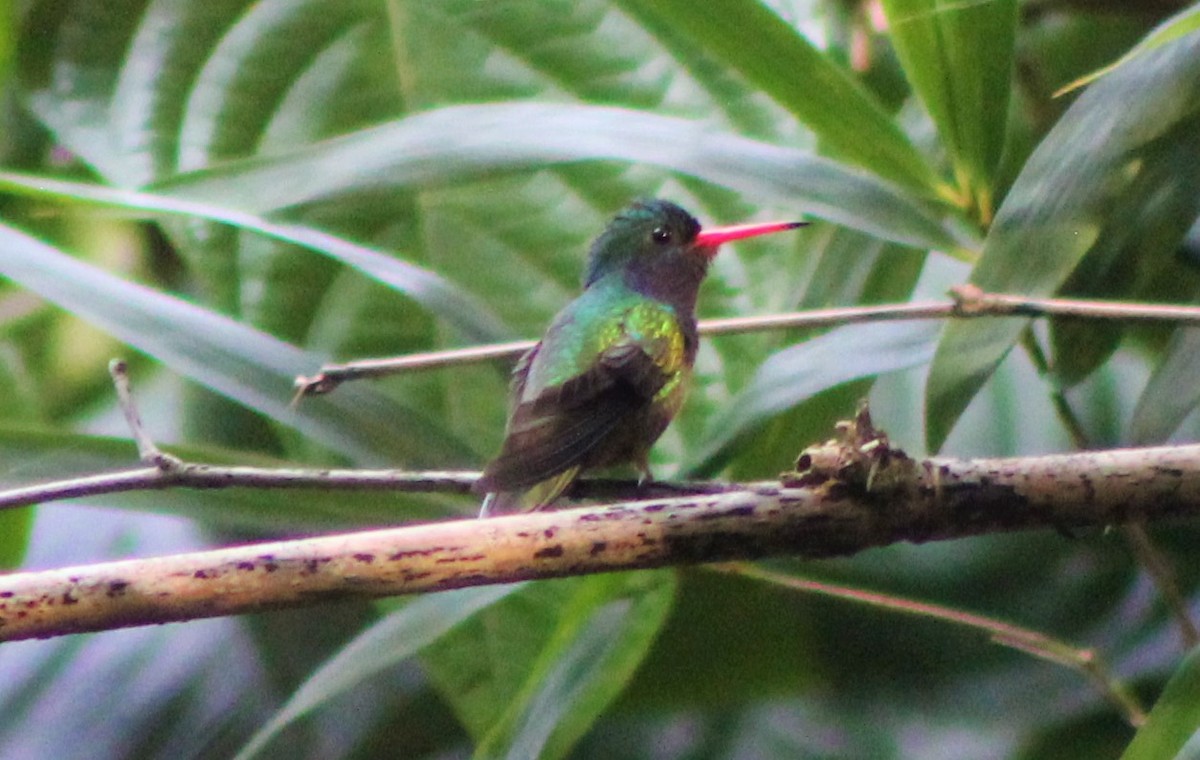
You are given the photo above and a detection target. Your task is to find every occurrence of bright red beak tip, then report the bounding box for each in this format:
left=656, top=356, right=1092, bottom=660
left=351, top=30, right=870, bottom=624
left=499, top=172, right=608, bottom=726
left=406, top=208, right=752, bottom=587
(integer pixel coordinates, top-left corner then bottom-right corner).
left=694, top=220, right=808, bottom=248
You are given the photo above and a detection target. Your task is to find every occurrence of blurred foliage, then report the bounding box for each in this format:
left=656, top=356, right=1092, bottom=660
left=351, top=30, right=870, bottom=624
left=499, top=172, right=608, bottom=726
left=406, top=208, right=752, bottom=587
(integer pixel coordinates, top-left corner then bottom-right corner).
left=0, top=0, right=1199, bottom=757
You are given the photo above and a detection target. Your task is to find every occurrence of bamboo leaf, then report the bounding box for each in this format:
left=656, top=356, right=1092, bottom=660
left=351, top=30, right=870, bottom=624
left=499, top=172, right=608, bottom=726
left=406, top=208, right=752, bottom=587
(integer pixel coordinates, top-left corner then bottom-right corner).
left=0, top=221, right=476, bottom=466
left=420, top=574, right=675, bottom=759
left=688, top=320, right=939, bottom=474
left=0, top=171, right=508, bottom=345
left=925, top=27, right=1200, bottom=451
left=1131, top=327, right=1200, bottom=445
left=882, top=0, right=1017, bottom=217
left=621, top=0, right=943, bottom=194
left=235, top=585, right=522, bottom=760
left=475, top=573, right=675, bottom=760
left=156, top=104, right=969, bottom=252
left=1119, top=644, right=1200, bottom=760
left=1056, top=4, right=1200, bottom=97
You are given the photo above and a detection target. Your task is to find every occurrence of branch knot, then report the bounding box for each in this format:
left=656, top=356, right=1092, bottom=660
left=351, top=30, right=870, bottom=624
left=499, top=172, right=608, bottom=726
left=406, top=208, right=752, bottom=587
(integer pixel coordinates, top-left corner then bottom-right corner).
left=783, top=402, right=919, bottom=501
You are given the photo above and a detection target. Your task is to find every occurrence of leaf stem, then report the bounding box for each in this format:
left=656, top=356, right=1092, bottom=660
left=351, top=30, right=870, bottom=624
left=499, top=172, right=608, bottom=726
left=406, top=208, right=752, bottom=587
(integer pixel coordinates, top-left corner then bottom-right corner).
left=1122, top=522, right=1200, bottom=649
left=711, top=562, right=1147, bottom=727
left=1015, top=334, right=1200, bottom=650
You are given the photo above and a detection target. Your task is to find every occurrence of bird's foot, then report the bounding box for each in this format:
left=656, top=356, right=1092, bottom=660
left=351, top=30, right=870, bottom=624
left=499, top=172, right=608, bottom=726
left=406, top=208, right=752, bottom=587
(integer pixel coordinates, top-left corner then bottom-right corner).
left=636, top=467, right=655, bottom=490
left=478, top=492, right=500, bottom=518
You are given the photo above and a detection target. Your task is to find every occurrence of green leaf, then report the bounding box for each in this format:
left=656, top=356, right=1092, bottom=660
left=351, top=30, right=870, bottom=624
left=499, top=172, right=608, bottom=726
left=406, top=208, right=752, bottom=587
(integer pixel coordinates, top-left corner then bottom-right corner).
left=156, top=104, right=968, bottom=252
left=0, top=220, right=477, bottom=467
left=107, top=0, right=259, bottom=186
left=882, top=0, right=1017, bottom=216
left=19, top=0, right=151, bottom=181
left=10, top=1, right=1193, bottom=755
left=421, top=573, right=675, bottom=759
left=171, top=0, right=382, bottom=173
left=614, top=569, right=823, bottom=710
left=235, top=584, right=522, bottom=760
left=608, top=0, right=791, bottom=141
left=1056, top=4, right=1200, bottom=96
left=0, top=171, right=508, bottom=344
left=924, top=27, right=1200, bottom=451
left=1120, top=644, right=1200, bottom=760
left=687, top=320, right=939, bottom=475
left=620, top=0, right=942, bottom=194
left=735, top=231, right=929, bottom=478
left=691, top=228, right=929, bottom=479
left=1130, top=328, right=1200, bottom=445
left=477, top=573, right=676, bottom=760
left=1049, top=198, right=1200, bottom=390
left=22, top=0, right=389, bottom=187
left=0, top=508, right=32, bottom=568
left=0, top=1, right=13, bottom=93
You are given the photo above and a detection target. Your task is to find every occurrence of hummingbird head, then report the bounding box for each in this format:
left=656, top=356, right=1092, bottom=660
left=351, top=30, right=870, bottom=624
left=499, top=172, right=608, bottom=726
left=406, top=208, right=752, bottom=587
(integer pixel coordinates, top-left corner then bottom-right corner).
left=583, top=198, right=804, bottom=310
left=583, top=198, right=702, bottom=290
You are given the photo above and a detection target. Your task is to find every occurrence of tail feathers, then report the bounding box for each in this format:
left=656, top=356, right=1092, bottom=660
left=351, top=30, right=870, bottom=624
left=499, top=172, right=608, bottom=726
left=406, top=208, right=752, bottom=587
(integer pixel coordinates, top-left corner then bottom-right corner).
left=477, top=467, right=580, bottom=518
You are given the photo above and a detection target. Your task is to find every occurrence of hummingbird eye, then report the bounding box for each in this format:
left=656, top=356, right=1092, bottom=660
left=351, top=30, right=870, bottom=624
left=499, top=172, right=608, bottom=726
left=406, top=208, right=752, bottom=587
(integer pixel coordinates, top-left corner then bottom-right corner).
left=651, top=227, right=672, bottom=245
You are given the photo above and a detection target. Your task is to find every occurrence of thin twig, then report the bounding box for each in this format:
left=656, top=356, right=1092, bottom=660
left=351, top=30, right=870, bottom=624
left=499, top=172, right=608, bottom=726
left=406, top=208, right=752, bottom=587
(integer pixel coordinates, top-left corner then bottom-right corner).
left=293, top=289, right=1200, bottom=396
left=292, top=340, right=538, bottom=399
left=0, top=464, right=747, bottom=512
left=0, top=464, right=482, bottom=510
left=109, top=359, right=176, bottom=467
left=0, top=362, right=739, bottom=511
left=712, top=563, right=1147, bottom=727
left=1017, top=328, right=1091, bottom=450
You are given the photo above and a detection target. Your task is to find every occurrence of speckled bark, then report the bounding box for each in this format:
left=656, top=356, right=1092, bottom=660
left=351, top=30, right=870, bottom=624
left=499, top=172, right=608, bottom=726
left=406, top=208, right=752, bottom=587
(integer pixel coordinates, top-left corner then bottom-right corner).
left=3, top=435, right=1200, bottom=641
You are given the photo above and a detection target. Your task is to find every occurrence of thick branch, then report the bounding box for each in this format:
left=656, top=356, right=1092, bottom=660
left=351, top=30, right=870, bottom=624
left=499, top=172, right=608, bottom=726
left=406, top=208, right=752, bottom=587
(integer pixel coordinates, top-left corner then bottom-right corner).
left=4, top=441, right=1200, bottom=641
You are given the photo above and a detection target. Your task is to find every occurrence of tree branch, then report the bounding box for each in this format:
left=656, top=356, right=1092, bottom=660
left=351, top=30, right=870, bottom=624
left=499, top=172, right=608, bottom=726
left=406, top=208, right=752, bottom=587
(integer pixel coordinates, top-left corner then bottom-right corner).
left=294, top=289, right=1200, bottom=395
left=5, top=420, right=1200, bottom=641
left=0, top=463, right=739, bottom=512
left=0, top=363, right=736, bottom=512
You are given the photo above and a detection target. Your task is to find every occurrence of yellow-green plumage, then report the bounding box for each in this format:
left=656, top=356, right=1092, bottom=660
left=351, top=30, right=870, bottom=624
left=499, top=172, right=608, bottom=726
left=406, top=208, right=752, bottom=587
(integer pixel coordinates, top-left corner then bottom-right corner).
left=474, top=199, right=801, bottom=516
left=477, top=278, right=696, bottom=515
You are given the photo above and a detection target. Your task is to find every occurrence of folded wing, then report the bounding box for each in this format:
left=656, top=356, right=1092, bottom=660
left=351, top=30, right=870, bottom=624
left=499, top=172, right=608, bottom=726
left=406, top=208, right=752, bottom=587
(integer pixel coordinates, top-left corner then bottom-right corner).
left=476, top=336, right=672, bottom=493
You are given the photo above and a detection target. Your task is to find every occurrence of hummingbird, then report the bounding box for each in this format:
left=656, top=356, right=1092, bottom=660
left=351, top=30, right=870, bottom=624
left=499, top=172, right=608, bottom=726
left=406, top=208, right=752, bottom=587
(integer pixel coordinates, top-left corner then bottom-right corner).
left=474, top=199, right=804, bottom=517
